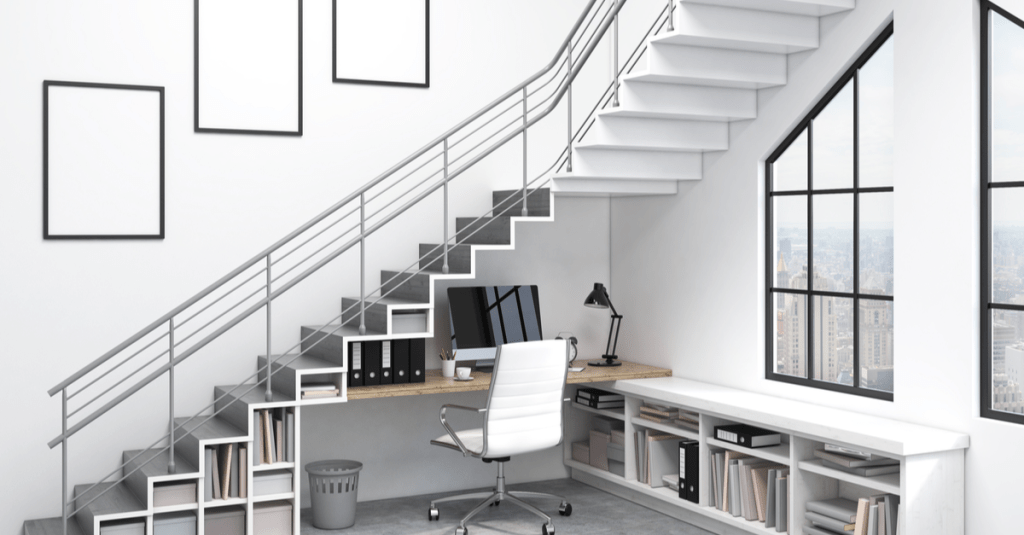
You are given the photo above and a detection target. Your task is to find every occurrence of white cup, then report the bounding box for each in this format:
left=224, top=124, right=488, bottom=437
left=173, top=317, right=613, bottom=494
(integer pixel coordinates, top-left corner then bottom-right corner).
left=456, top=367, right=472, bottom=380
left=441, top=360, right=456, bottom=378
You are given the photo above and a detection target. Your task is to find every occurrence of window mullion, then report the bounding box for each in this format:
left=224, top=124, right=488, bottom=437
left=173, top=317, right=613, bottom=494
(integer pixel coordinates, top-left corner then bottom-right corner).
left=807, top=120, right=815, bottom=382
left=853, top=69, right=861, bottom=389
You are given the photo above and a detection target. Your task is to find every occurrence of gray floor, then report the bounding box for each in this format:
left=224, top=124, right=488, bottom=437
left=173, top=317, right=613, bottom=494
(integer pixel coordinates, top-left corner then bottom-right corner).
left=299, top=478, right=714, bottom=535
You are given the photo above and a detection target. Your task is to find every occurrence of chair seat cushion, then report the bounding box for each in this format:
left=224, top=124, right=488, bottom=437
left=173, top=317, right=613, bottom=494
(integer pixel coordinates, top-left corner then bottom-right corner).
left=432, top=428, right=484, bottom=455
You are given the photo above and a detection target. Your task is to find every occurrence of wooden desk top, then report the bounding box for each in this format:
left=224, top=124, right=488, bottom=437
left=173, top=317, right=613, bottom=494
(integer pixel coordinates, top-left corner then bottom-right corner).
left=345, top=359, right=672, bottom=400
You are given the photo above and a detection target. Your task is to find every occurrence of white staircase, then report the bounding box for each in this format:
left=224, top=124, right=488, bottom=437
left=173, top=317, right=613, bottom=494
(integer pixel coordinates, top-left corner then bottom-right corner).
left=553, top=0, right=856, bottom=197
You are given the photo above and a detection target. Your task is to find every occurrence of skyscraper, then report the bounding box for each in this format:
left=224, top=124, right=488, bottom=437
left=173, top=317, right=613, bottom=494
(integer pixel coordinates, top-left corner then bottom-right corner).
left=776, top=252, right=789, bottom=310
left=778, top=267, right=839, bottom=383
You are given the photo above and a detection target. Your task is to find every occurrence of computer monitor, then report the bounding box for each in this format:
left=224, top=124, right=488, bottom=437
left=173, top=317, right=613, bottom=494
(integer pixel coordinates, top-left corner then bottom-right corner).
left=448, top=285, right=543, bottom=368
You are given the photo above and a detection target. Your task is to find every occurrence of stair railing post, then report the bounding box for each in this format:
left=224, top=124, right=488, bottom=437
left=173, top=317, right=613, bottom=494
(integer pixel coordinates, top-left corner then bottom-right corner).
left=443, top=139, right=450, bottom=275
left=522, top=87, right=529, bottom=217
left=612, top=2, right=620, bottom=108
left=667, top=0, right=674, bottom=32
left=265, top=256, right=274, bottom=402
left=359, top=193, right=366, bottom=335
left=168, top=319, right=176, bottom=473
left=566, top=47, right=573, bottom=173
left=62, top=388, right=68, bottom=535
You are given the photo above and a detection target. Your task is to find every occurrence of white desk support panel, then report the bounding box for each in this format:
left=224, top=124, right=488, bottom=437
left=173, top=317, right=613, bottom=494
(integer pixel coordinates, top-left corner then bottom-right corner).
left=564, top=377, right=969, bottom=535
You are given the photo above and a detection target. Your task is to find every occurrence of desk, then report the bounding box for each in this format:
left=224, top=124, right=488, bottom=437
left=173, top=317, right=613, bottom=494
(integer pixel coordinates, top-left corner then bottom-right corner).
left=345, top=359, right=672, bottom=400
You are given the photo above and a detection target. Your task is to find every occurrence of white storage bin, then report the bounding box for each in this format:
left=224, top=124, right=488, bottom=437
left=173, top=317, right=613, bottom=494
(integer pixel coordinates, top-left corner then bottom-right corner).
left=253, top=470, right=292, bottom=496
left=253, top=501, right=292, bottom=535
left=204, top=507, right=244, bottom=535
left=100, top=519, right=145, bottom=535
left=154, top=481, right=197, bottom=507
left=154, top=511, right=196, bottom=535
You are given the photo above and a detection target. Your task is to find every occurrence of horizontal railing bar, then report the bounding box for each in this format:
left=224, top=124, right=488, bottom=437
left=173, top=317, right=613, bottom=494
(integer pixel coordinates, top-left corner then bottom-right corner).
left=67, top=347, right=170, bottom=420
left=68, top=445, right=169, bottom=517
left=49, top=0, right=603, bottom=397
left=175, top=267, right=268, bottom=330
left=66, top=330, right=169, bottom=401
left=272, top=203, right=362, bottom=267
left=171, top=285, right=267, bottom=350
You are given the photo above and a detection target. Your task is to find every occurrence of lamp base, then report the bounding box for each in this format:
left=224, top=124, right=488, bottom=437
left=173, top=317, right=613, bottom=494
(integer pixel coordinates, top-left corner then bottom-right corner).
left=589, top=356, right=622, bottom=367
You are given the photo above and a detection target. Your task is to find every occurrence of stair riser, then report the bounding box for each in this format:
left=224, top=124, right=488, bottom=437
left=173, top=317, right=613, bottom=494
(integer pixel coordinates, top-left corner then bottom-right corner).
left=645, top=43, right=786, bottom=88
left=300, top=327, right=346, bottom=366
left=258, top=356, right=298, bottom=399
left=455, top=218, right=512, bottom=245
left=669, top=4, right=819, bottom=53
left=419, top=244, right=472, bottom=273
left=214, top=386, right=255, bottom=432
left=679, top=0, right=854, bottom=17
left=585, top=116, right=728, bottom=152
left=381, top=271, right=431, bottom=302
left=341, top=299, right=405, bottom=333
left=615, top=82, right=756, bottom=121
left=492, top=189, right=551, bottom=217
left=571, top=149, right=702, bottom=180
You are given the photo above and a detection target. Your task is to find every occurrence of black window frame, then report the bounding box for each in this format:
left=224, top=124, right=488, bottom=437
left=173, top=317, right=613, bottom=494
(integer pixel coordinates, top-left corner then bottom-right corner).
left=981, top=1, right=1024, bottom=425
left=765, top=22, right=895, bottom=401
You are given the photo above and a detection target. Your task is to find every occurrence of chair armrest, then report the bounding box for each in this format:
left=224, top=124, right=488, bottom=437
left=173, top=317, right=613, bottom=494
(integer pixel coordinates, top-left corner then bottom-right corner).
left=564, top=397, right=571, bottom=402
left=439, top=404, right=487, bottom=457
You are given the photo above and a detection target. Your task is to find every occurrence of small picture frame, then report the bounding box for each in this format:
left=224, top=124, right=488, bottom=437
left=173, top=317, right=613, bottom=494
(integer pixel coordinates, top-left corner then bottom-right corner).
left=333, top=0, right=430, bottom=88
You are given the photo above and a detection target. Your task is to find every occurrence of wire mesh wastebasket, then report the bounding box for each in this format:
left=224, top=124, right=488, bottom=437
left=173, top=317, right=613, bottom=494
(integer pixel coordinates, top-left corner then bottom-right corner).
left=305, top=460, right=363, bottom=529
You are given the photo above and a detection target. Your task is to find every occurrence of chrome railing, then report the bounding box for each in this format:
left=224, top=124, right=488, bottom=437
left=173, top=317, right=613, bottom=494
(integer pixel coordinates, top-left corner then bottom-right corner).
left=46, top=0, right=677, bottom=532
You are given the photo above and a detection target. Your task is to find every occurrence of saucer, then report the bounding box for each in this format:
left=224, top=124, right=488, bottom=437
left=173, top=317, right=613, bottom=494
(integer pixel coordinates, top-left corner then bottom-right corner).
left=453, top=376, right=475, bottom=382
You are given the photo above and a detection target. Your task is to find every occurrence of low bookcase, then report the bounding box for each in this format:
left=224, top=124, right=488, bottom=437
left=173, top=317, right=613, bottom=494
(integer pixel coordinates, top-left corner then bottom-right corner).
left=563, top=377, right=968, bottom=535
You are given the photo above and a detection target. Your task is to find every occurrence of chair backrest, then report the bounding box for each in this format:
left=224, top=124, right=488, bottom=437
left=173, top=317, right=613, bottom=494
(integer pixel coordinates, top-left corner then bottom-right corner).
left=481, top=339, right=569, bottom=459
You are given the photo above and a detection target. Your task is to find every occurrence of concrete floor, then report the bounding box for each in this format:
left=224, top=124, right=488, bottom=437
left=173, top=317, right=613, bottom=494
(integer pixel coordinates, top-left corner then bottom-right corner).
left=299, top=478, right=714, bottom=535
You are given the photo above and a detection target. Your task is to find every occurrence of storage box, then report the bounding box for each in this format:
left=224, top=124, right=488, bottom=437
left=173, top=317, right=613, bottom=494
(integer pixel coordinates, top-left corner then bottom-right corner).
left=205, top=507, right=245, bottom=535
left=253, top=471, right=293, bottom=496
left=592, top=415, right=625, bottom=435
left=100, top=519, right=145, bottom=535
left=610, top=429, right=625, bottom=446
left=254, top=501, right=292, bottom=535
left=571, top=441, right=590, bottom=464
left=609, top=460, right=625, bottom=477
left=589, top=430, right=610, bottom=471
left=608, top=442, right=625, bottom=463
left=154, top=481, right=197, bottom=507
left=154, top=511, right=196, bottom=535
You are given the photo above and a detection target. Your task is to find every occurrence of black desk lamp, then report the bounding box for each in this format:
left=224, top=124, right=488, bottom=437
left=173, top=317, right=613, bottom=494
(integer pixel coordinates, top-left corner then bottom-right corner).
left=584, top=282, right=622, bottom=367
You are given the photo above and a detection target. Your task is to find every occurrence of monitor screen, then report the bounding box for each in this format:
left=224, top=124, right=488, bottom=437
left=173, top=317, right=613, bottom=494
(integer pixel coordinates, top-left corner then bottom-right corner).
left=448, top=285, right=542, bottom=363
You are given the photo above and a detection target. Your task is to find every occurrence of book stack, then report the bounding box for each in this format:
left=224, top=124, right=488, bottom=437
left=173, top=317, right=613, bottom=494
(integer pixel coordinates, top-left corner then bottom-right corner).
left=252, top=409, right=295, bottom=466
left=709, top=448, right=789, bottom=532
left=814, top=444, right=899, bottom=477
left=632, top=429, right=678, bottom=486
left=636, top=402, right=677, bottom=423
left=205, top=443, right=247, bottom=501
left=576, top=388, right=624, bottom=409
left=805, top=494, right=900, bottom=535
left=673, top=410, right=700, bottom=432
left=300, top=382, right=339, bottom=399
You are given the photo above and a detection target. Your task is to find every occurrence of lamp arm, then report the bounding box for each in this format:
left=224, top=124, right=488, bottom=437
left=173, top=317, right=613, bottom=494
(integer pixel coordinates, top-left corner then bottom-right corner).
left=609, top=315, right=622, bottom=357
left=603, top=290, right=619, bottom=316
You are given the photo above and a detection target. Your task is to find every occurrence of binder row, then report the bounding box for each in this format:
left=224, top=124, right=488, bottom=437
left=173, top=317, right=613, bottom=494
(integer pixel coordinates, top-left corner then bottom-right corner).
left=348, top=339, right=426, bottom=387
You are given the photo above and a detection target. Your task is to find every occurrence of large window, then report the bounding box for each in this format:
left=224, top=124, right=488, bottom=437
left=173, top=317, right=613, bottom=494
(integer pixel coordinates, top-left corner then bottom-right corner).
left=766, top=23, right=894, bottom=400
left=983, top=2, right=1024, bottom=423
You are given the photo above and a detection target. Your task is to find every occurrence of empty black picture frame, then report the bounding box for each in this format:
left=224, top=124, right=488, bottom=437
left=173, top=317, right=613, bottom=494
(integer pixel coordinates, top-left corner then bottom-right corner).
left=194, top=0, right=303, bottom=135
left=43, top=80, right=165, bottom=240
left=333, top=0, right=430, bottom=88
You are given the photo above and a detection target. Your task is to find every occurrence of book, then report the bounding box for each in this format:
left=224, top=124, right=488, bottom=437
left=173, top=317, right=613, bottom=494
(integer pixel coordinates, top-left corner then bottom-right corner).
left=576, top=388, right=623, bottom=401
left=636, top=412, right=674, bottom=424
left=661, top=474, right=679, bottom=491
left=804, top=527, right=847, bottom=535
left=814, top=449, right=897, bottom=468
left=238, top=446, right=247, bottom=499
left=210, top=447, right=222, bottom=500
left=708, top=451, right=719, bottom=509
left=301, top=389, right=340, bottom=399
left=639, top=404, right=677, bottom=418
left=576, top=396, right=625, bottom=409
left=824, top=443, right=882, bottom=460
left=885, top=495, right=900, bottom=535
left=275, top=415, right=284, bottom=463
left=714, top=424, right=782, bottom=448
left=728, top=461, right=741, bottom=517
left=286, top=412, right=295, bottom=463
left=806, top=497, right=859, bottom=523
left=672, top=419, right=700, bottom=432
left=775, top=475, right=787, bottom=533
left=204, top=448, right=214, bottom=501
left=714, top=451, right=725, bottom=511
left=752, top=464, right=785, bottom=522
left=229, top=442, right=239, bottom=498
left=252, top=412, right=262, bottom=467
left=806, top=511, right=855, bottom=531
left=300, top=382, right=337, bottom=392
left=610, top=429, right=625, bottom=446
left=854, top=498, right=870, bottom=535
left=220, top=444, right=233, bottom=499
left=721, top=450, right=751, bottom=512
left=647, top=432, right=677, bottom=486
left=261, top=410, right=273, bottom=464
left=820, top=459, right=900, bottom=476
left=867, top=504, right=878, bottom=535
left=766, top=469, right=778, bottom=529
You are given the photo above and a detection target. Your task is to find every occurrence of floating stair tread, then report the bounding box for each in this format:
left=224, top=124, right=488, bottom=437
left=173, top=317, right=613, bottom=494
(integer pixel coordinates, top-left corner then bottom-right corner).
left=599, top=107, right=753, bottom=122
left=24, top=517, right=85, bottom=535
left=301, top=324, right=386, bottom=339
left=575, top=142, right=723, bottom=153
left=552, top=175, right=679, bottom=197
left=73, top=483, right=145, bottom=516
left=652, top=32, right=817, bottom=54
left=214, top=384, right=292, bottom=406
left=343, top=296, right=431, bottom=309
left=261, top=353, right=341, bottom=371
left=123, top=449, right=198, bottom=479
left=625, top=71, right=784, bottom=89
left=553, top=172, right=693, bottom=182
left=680, top=0, right=854, bottom=16
left=173, top=416, right=246, bottom=442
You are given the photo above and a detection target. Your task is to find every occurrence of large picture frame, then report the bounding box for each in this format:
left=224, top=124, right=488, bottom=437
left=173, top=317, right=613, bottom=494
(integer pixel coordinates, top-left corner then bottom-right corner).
left=43, top=81, right=165, bottom=240
left=333, top=0, right=430, bottom=88
left=195, top=0, right=303, bottom=135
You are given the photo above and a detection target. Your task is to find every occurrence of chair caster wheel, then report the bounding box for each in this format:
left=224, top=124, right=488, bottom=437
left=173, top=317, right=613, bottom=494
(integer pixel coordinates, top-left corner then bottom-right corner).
left=428, top=506, right=439, bottom=521
left=542, top=522, right=555, bottom=535
left=558, top=502, right=572, bottom=516
left=455, top=527, right=468, bottom=535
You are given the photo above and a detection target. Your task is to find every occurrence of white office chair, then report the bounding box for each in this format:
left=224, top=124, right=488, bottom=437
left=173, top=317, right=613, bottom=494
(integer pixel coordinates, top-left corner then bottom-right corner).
left=427, top=339, right=572, bottom=535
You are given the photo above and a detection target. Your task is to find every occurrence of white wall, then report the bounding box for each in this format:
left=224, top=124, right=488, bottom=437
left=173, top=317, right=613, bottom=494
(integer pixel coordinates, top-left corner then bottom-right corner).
left=0, top=0, right=621, bottom=532
left=612, top=0, right=1023, bottom=533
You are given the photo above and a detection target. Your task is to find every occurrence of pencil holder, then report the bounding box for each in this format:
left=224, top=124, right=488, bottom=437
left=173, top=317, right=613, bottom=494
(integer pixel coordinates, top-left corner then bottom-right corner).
left=441, top=359, right=456, bottom=378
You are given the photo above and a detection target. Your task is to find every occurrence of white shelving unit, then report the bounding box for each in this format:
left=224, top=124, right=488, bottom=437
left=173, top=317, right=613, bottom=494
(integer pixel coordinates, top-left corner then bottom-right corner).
left=564, top=377, right=969, bottom=535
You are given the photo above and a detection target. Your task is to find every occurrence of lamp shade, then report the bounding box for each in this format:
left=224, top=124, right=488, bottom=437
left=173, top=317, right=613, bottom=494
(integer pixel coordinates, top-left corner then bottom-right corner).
left=584, top=283, right=610, bottom=308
